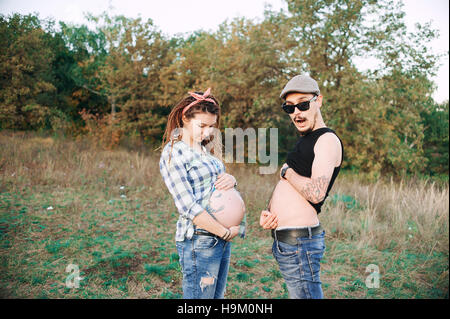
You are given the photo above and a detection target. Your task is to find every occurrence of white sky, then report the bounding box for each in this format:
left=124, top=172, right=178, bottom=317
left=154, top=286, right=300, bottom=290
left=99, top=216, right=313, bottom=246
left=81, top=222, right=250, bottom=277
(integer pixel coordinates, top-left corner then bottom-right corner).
left=0, top=0, right=448, bottom=103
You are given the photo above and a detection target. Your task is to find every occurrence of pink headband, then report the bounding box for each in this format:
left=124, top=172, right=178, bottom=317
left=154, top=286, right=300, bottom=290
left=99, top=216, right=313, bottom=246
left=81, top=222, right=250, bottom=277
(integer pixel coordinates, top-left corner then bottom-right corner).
left=182, top=88, right=217, bottom=115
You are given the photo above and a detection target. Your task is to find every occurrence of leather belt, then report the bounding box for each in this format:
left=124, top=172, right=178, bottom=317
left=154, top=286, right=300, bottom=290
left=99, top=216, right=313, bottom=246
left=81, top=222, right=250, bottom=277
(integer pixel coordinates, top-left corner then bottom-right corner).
left=271, top=225, right=323, bottom=245
left=194, top=230, right=218, bottom=238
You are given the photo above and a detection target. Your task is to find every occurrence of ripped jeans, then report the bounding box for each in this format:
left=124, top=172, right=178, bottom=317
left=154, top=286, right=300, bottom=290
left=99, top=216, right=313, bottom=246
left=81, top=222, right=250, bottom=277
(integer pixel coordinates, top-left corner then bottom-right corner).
left=176, top=234, right=231, bottom=299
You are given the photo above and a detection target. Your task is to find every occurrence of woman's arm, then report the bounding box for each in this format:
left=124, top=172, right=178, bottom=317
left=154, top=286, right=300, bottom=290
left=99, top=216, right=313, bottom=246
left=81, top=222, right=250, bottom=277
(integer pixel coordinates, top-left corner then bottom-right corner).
left=159, top=152, right=205, bottom=221
left=193, top=211, right=239, bottom=239
left=159, top=146, right=238, bottom=240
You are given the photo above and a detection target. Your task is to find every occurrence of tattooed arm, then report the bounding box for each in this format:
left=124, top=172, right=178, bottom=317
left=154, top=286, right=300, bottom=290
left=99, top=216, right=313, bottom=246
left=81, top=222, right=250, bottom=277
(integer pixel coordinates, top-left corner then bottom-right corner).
left=282, top=133, right=342, bottom=204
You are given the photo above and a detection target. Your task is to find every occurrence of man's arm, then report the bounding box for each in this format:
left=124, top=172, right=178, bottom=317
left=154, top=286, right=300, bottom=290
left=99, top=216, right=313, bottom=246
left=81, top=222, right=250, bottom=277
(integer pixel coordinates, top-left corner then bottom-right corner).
left=283, top=133, right=341, bottom=204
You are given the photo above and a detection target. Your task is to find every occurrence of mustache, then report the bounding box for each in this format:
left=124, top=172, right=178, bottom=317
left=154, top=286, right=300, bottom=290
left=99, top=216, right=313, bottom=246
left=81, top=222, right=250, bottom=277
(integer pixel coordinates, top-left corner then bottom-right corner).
left=293, top=116, right=306, bottom=122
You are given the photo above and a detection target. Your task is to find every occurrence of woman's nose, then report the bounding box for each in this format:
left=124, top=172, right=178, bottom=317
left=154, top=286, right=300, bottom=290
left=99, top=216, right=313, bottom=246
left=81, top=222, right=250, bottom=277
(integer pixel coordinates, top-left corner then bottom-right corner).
left=203, top=127, right=213, bottom=137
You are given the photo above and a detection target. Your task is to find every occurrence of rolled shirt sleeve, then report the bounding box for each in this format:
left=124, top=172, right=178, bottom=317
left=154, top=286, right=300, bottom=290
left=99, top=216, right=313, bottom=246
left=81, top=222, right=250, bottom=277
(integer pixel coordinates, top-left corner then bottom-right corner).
left=159, top=147, right=205, bottom=221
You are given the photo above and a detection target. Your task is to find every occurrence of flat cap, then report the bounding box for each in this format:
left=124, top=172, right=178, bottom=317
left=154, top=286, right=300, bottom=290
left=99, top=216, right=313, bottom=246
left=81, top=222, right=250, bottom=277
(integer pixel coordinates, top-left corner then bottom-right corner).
left=280, top=74, right=320, bottom=99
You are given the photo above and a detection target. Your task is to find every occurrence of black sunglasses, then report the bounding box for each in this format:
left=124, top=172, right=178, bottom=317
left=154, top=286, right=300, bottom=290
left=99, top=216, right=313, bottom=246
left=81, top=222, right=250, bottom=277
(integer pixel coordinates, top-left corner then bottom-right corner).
left=282, top=95, right=318, bottom=114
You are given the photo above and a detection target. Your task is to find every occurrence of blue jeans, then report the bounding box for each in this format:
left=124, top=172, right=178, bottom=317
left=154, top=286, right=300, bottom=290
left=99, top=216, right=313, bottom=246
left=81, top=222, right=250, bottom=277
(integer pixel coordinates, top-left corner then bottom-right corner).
left=176, top=234, right=231, bottom=299
left=272, top=230, right=326, bottom=299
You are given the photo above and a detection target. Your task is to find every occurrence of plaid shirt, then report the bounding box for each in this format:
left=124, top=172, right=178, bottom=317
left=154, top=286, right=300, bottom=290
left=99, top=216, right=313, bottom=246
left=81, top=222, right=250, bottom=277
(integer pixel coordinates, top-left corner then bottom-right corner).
left=159, top=140, right=246, bottom=242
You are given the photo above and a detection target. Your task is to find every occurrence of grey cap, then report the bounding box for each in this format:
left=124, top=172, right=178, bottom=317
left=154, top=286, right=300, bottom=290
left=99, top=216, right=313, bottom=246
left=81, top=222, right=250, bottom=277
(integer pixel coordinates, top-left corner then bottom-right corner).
left=280, top=74, right=320, bottom=99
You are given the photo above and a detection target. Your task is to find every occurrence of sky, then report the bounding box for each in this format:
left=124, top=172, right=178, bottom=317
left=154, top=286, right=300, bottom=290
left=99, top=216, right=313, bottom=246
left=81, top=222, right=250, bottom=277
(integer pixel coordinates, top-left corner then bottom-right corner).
left=0, top=0, right=448, bottom=103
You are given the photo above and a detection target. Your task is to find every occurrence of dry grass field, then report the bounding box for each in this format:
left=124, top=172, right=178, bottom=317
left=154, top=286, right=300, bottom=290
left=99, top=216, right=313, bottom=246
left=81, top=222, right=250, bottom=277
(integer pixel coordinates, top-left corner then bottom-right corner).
left=0, top=131, right=448, bottom=298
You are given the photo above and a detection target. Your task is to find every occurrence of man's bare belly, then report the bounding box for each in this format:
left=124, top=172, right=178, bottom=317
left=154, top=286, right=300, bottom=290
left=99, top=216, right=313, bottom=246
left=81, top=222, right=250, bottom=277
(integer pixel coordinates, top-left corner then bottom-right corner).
left=269, top=179, right=319, bottom=228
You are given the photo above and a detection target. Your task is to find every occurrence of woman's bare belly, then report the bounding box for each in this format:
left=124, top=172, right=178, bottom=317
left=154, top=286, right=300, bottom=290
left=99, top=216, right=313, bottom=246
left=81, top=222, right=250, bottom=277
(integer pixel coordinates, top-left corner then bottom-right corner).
left=269, top=179, right=319, bottom=228
left=209, top=188, right=245, bottom=228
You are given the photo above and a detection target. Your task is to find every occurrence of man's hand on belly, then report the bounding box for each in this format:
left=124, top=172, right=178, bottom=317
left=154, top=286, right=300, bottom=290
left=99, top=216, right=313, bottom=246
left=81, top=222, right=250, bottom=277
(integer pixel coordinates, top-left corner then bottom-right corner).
left=259, top=210, right=278, bottom=229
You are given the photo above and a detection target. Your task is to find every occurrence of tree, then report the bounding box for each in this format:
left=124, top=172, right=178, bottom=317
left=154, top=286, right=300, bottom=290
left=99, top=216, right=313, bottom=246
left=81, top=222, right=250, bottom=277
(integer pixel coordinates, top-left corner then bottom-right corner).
left=0, top=14, right=56, bottom=130
left=64, top=13, right=176, bottom=144
left=283, top=0, right=441, bottom=176
left=161, top=10, right=296, bottom=161
left=421, top=100, right=449, bottom=175
left=1, top=3, right=445, bottom=177
left=59, top=20, right=109, bottom=120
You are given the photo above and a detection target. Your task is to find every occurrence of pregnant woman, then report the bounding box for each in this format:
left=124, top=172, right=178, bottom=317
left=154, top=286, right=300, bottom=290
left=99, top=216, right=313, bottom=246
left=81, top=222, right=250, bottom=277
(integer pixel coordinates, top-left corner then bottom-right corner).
left=159, top=88, right=246, bottom=299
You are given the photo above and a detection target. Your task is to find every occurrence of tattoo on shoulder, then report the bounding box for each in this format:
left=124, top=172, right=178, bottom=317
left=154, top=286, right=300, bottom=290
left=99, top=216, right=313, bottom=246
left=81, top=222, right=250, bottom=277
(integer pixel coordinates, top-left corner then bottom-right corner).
left=301, top=175, right=330, bottom=203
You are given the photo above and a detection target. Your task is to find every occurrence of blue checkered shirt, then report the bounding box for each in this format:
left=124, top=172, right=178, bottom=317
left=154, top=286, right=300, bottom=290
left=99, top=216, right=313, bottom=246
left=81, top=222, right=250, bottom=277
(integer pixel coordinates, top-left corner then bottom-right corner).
left=159, top=140, right=246, bottom=242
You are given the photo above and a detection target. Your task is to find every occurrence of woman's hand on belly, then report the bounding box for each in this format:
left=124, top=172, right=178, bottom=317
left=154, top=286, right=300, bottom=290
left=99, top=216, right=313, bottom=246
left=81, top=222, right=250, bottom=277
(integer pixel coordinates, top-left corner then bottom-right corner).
left=214, top=173, right=236, bottom=190
left=227, top=225, right=241, bottom=241
left=259, top=210, right=278, bottom=229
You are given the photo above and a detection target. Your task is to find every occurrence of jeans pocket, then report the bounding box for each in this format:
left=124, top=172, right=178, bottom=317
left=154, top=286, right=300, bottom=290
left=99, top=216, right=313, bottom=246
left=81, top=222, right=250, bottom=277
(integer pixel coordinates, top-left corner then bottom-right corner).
left=193, top=235, right=219, bottom=250
left=274, top=240, right=298, bottom=257
left=306, top=249, right=324, bottom=283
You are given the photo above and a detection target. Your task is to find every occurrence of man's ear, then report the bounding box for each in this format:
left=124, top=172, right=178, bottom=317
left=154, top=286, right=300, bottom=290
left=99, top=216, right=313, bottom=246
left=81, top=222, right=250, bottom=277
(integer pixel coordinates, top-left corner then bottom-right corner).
left=317, top=95, right=323, bottom=108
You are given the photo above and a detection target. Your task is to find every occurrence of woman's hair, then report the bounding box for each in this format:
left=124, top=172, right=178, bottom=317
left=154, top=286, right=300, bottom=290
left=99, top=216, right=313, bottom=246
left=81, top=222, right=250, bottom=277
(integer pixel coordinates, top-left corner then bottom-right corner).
left=161, top=90, right=222, bottom=163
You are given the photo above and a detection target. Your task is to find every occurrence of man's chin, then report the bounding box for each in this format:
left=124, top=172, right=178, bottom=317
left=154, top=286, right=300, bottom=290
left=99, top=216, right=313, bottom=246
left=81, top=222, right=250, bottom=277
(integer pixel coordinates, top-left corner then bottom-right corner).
left=295, top=123, right=312, bottom=134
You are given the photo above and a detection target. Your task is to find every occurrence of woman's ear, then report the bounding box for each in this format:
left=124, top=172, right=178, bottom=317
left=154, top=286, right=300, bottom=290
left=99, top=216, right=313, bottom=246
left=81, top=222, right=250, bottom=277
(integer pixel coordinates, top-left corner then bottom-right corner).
left=181, top=115, right=188, bottom=125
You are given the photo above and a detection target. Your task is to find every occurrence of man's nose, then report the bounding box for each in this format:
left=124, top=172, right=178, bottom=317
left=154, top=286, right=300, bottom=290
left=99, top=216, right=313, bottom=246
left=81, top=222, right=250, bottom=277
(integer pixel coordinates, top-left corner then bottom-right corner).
left=292, top=107, right=302, bottom=116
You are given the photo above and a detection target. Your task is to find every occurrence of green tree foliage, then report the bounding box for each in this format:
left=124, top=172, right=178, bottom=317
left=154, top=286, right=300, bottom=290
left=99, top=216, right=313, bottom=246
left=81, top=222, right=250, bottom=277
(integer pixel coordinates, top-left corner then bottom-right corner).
left=62, top=13, right=176, bottom=142
left=161, top=11, right=297, bottom=160
left=0, top=14, right=83, bottom=133
left=59, top=20, right=109, bottom=120
left=0, top=0, right=447, bottom=177
left=283, top=0, right=441, bottom=176
left=95, top=14, right=175, bottom=141
left=421, top=101, right=449, bottom=175
left=0, top=14, right=56, bottom=130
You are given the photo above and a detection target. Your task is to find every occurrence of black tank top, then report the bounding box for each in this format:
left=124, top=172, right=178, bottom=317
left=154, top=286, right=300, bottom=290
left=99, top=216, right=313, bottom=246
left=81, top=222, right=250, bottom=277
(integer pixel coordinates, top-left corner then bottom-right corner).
left=285, top=127, right=344, bottom=214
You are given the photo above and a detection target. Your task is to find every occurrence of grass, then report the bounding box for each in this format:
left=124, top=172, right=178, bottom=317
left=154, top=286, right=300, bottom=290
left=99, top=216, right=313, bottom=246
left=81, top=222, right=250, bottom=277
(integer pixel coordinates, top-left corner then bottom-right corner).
left=0, top=130, right=448, bottom=299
